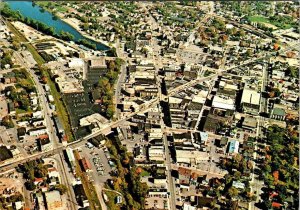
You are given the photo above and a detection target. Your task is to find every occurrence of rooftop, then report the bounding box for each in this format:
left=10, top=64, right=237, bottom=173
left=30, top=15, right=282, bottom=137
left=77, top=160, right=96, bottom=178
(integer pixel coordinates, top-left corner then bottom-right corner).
left=45, top=190, right=64, bottom=210
left=89, top=58, right=106, bottom=68
left=241, top=88, right=261, bottom=105
left=212, top=95, right=235, bottom=110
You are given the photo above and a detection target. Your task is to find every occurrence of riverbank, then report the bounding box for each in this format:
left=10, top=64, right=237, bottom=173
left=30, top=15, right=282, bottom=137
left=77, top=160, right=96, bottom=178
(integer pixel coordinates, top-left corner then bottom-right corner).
left=5, top=1, right=110, bottom=51
left=62, top=17, right=113, bottom=49
left=35, top=2, right=112, bottom=50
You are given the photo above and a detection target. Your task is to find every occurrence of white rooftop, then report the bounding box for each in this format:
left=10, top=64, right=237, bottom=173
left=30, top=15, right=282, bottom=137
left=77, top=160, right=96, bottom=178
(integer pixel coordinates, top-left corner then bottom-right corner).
left=212, top=95, right=235, bottom=110
left=241, top=88, right=261, bottom=105
left=169, top=96, right=183, bottom=104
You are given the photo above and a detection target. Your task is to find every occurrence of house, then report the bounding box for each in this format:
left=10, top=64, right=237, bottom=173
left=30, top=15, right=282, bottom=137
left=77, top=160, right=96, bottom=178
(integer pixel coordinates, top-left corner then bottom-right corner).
left=17, top=127, right=26, bottom=141
left=13, top=201, right=23, bottom=210
left=232, top=181, right=245, bottom=189
left=32, top=111, right=43, bottom=119
left=34, top=178, right=44, bottom=186
left=272, top=202, right=282, bottom=209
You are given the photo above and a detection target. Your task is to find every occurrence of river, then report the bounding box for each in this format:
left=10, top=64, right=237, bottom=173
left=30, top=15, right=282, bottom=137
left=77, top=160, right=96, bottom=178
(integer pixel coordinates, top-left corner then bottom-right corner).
left=6, top=1, right=109, bottom=51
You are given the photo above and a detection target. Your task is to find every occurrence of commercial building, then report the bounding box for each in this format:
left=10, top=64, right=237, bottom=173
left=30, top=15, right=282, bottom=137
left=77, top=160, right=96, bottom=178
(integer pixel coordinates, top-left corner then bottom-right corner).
left=44, top=190, right=64, bottom=210
left=227, top=140, right=239, bottom=154
left=241, top=88, right=261, bottom=114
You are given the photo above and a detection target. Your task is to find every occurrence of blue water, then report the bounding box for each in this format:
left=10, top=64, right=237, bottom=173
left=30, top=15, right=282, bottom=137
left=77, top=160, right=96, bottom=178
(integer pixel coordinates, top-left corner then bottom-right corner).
left=7, top=1, right=109, bottom=51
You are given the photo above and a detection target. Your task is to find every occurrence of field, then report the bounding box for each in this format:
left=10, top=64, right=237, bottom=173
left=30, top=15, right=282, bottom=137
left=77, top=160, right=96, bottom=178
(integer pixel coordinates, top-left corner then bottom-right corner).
left=248, top=15, right=294, bottom=29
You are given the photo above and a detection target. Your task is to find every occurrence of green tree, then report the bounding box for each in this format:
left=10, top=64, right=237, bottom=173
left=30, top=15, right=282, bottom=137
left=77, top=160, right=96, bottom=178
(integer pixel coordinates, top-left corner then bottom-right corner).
left=228, top=187, right=239, bottom=198
left=25, top=181, right=36, bottom=191
left=54, top=184, right=68, bottom=195
left=1, top=116, right=14, bottom=128
left=60, top=31, right=74, bottom=41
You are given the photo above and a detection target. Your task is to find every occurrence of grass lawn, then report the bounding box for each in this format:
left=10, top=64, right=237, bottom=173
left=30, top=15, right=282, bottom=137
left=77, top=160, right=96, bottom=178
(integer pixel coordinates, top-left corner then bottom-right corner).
left=248, top=15, right=270, bottom=23
left=248, top=15, right=293, bottom=29
left=16, top=108, right=31, bottom=115
left=6, top=21, right=27, bottom=42
left=104, top=191, right=122, bottom=210
left=24, top=43, right=45, bottom=66
left=140, top=168, right=151, bottom=177
left=36, top=2, right=68, bottom=13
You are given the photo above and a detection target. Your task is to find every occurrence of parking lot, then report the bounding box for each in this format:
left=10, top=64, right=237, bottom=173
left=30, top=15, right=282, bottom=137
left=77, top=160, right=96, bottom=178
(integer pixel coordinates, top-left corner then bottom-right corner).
left=78, top=145, right=112, bottom=184
left=145, top=196, right=168, bottom=210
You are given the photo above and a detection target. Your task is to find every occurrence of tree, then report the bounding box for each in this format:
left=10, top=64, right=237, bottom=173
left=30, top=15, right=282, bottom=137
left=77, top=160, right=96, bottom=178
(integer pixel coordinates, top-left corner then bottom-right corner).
left=108, top=60, right=116, bottom=71
left=1, top=51, right=13, bottom=68
left=25, top=181, right=36, bottom=191
left=228, top=187, right=239, bottom=198
left=54, top=184, right=68, bottom=195
left=1, top=116, right=14, bottom=128
left=12, top=40, right=21, bottom=51
left=60, top=31, right=74, bottom=41
left=234, top=171, right=241, bottom=180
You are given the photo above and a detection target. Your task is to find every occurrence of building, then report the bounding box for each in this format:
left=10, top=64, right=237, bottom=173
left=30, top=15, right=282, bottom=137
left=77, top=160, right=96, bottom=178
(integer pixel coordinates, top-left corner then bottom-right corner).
left=232, top=181, right=245, bottom=189
left=241, top=88, right=261, bottom=114
left=177, top=167, right=191, bottom=184
left=86, top=58, right=108, bottom=86
left=242, top=116, right=257, bottom=132
left=37, top=135, right=52, bottom=152
left=44, top=190, right=64, bottom=210
left=270, top=104, right=286, bottom=121
left=36, top=193, right=46, bottom=210
left=65, top=147, right=76, bottom=171
left=73, top=183, right=89, bottom=207
left=53, top=116, right=64, bottom=136
left=79, top=158, right=92, bottom=172
left=148, top=145, right=164, bottom=162
left=212, top=95, right=235, bottom=111
left=176, top=150, right=209, bottom=165
left=227, top=140, right=239, bottom=154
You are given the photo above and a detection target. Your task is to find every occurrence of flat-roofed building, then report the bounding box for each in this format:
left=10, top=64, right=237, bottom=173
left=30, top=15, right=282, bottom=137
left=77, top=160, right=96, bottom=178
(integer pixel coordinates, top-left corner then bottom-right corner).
left=148, top=145, right=164, bottom=162
left=241, top=88, right=261, bottom=114
left=212, top=95, right=235, bottom=110
left=176, top=150, right=209, bottom=165
left=80, top=158, right=92, bottom=172
left=86, top=58, right=108, bottom=85
left=227, top=140, right=239, bottom=154
left=44, top=190, right=64, bottom=210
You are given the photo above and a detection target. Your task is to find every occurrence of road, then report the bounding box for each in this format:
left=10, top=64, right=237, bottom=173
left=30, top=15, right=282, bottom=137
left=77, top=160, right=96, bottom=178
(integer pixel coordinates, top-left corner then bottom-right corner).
left=13, top=51, right=78, bottom=210
left=114, top=62, right=127, bottom=119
